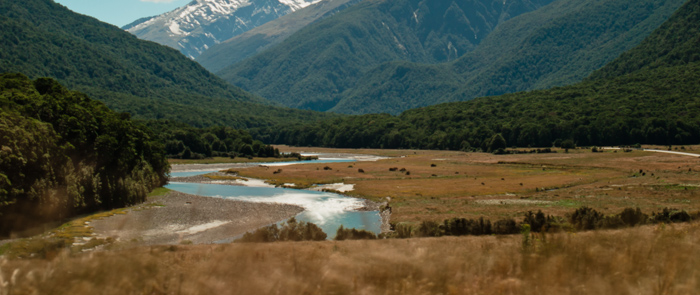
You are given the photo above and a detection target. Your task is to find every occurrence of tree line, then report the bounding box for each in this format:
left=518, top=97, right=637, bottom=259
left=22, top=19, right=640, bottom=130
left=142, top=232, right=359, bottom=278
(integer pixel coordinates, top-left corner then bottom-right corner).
left=0, top=74, right=168, bottom=236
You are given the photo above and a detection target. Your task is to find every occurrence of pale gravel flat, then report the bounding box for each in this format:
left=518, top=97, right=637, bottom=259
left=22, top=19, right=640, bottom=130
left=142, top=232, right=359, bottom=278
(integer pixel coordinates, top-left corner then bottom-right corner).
left=90, top=191, right=303, bottom=245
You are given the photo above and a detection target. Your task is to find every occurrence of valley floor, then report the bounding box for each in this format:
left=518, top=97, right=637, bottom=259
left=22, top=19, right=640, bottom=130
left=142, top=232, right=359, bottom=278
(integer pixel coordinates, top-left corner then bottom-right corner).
left=247, top=145, right=700, bottom=225
left=2, top=146, right=700, bottom=294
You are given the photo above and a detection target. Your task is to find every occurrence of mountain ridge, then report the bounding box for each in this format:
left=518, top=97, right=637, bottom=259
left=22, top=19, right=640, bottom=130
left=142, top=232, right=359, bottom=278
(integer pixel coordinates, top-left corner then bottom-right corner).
left=335, top=0, right=686, bottom=115
left=125, top=0, right=322, bottom=59
left=0, top=0, right=333, bottom=130
left=197, top=0, right=363, bottom=73
left=218, top=0, right=555, bottom=111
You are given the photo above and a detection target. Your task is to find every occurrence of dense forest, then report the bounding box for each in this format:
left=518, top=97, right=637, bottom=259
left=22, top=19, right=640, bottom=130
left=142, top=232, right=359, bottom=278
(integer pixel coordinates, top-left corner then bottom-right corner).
left=0, top=74, right=169, bottom=236
left=265, top=0, right=700, bottom=149
left=145, top=121, right=281, bottom=159
left=0, top=0, right=334, bottom=129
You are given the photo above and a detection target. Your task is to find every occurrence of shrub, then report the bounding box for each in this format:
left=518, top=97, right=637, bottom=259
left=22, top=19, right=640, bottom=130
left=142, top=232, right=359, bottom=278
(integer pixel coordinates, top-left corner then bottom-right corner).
left=620, top=207, right=647, bottom=226
left=237, top=218, right=326, bottom=242
left=523, top=211, right=547, bottom=232
left=492, top=219, right=520, bottom=235
left=442, top=217, right=492, bottom=236
left=394, top=223, right=412, bottom=239
left=415, top=221, right=442, bottom=237
left=569, top=207, right=603, bottom=230
left=335, top=225, right=377, bottom=240
left=651, top=208, right=692, bottom=223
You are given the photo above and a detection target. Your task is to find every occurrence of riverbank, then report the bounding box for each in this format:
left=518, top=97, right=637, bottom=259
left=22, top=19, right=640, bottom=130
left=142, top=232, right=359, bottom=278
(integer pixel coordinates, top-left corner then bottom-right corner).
left=89, top=191, right=303, bottom=246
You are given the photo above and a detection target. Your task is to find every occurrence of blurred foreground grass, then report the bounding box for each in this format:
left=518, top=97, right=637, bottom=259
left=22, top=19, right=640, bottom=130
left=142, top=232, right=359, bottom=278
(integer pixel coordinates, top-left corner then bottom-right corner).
left=2, top=222, right=700, bottom=294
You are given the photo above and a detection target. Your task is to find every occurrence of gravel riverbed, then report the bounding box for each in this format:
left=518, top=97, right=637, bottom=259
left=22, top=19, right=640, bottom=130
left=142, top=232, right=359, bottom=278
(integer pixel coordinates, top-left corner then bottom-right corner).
left=90, top=191, right=303, bottom=245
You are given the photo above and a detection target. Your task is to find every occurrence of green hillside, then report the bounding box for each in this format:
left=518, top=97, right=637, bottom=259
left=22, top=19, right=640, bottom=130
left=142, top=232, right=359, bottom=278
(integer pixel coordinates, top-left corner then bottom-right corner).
left=268, top=0, right=700, bottom=149
left=0, top=73, right=168, bottom=235
left=218, top=0, right=554, bottom=111
left=0, top=0, right=331, bottom=129
left=589, top=0, right=700, bottom=79
left=333, top=0, right=686, bottom=114
left=197, top=0, right=363, bottom=73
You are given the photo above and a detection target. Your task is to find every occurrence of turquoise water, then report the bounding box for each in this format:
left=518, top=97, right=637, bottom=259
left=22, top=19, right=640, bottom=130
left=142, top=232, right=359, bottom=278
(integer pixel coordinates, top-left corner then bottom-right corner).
left=166, top=159, right=381, bottom=239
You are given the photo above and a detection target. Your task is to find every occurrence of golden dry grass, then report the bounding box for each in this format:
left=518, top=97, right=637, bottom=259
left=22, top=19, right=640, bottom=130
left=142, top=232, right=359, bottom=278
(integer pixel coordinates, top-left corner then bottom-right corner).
left=3, top=222, right=700, bottom=294
left=240, top=147, right=700, bottom=224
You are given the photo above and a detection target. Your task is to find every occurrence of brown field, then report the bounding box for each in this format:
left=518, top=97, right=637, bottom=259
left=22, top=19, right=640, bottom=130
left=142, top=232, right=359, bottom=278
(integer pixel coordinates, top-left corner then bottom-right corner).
left=242, top=146, right=700, bottom=224
left=2, top=222, right=700, bottom=294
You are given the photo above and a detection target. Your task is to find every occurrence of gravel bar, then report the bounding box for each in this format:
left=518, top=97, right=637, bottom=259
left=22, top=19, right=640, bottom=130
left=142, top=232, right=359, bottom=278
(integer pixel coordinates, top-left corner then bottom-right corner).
left=90, top=191, right=303, bottom=245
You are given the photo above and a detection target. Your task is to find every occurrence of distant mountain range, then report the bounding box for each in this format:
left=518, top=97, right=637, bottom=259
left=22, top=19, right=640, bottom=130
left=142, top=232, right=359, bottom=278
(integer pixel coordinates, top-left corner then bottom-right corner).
left=216, top=0, right=686, bottom=114
left=124, top=0, right=323, bottom=59
left=269, top=0, right=700, bottom=149
left=0, top=0, right=332, bottom=129
left=217, top=0, right=556, bottom=111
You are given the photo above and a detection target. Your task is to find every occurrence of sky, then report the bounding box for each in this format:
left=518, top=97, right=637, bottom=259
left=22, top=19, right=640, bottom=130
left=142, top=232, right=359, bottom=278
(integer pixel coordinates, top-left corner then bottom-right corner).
left=53, top=0, right=192, bottom=28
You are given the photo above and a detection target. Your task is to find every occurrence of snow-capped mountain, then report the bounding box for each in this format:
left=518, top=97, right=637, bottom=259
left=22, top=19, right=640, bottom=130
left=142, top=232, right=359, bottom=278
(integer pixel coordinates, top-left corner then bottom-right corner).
left=123, top=0, right=323, bottom=59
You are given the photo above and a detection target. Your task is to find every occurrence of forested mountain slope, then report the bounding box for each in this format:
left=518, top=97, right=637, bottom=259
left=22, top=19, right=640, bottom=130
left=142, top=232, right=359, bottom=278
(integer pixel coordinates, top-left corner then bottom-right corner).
left=218, top=0, right=555, bottom=111
left=589, top=0, right=700, bottom=79
left=333, top=0, right=686, bottom=114
left=0, top=0, right=332, bottom=129
left=267, top=0, right=700, bottom=149
left=0, top=73, right=168, bottom=236
left=197, top=0, right=363, bottom=73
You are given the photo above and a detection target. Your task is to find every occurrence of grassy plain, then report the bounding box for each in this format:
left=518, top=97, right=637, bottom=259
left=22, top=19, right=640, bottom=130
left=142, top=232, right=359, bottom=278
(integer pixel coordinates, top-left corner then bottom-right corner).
left=242, top=146, right=700, bottom=224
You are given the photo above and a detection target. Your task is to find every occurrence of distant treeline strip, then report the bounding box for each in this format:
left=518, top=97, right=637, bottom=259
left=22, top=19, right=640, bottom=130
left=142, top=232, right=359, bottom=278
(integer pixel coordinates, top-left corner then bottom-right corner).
left=237, top=206, right=696, bottom=243
left=0, top=74, right=168, bottom=236
left=144, top=120, right=281, bottom=159
left=399, top=207, right=693, bottom=239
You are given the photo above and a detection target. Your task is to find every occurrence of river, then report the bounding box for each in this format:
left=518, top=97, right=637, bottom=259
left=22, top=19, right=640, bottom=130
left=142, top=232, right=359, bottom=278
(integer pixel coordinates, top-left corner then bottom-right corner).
left=166, top=155, right=384, bottom=239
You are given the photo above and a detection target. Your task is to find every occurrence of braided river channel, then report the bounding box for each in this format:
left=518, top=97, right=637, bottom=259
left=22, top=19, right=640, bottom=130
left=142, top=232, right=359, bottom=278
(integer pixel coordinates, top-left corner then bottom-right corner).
left=166, top=156, right=383, bottom=240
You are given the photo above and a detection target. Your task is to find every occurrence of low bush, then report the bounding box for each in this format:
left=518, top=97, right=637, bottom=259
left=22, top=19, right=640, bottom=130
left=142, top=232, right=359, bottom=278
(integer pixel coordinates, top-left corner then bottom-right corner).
left=237, top=218, right=327, bottom=243
left=335, top=226, right=377, bottom=240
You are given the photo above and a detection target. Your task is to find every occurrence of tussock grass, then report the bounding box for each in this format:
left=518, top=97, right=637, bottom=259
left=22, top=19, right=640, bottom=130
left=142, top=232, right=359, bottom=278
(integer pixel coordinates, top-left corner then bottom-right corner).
left=2, top=223, right=700, bottom=294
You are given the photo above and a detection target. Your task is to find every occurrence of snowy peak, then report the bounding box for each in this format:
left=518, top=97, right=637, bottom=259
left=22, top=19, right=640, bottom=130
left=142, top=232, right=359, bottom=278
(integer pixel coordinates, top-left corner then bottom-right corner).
left=125, top=0, right=322, bottom=59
